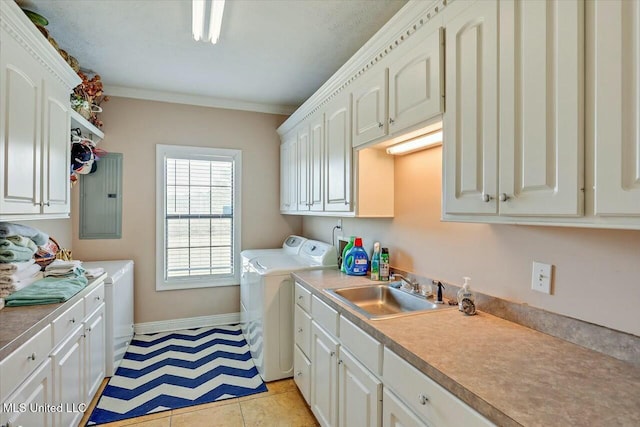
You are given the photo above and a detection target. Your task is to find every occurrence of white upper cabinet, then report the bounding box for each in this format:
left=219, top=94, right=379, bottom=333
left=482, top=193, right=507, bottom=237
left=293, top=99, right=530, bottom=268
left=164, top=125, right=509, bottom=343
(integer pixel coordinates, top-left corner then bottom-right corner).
left=388, top=26, right=443, bottom=135
left=309, top=114, right=325, bottom=211
left=499, top=0, right=584, bottom=216
left=0, top=1, right=80, bottom=220
left=280, top=132, right=297, bottom=213
left=324, top=95, right=352, bottom=212
left=443, top=0, right=499, bottom=215
left=352, top=69, right=387, bottom=148
left=352, top=25, right=443, bottom=149
left=297, top=125, right=311, bottom=211
left=593, top=0, right=640, bottom=216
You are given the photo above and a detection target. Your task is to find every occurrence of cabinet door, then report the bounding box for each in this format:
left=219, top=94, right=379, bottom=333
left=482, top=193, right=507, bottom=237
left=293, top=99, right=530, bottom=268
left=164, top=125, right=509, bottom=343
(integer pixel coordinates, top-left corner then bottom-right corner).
left=338, top=347, right=382, bottom=427
left=311, top=321, right=339, bottom=427
left=353, top=70, right=387, bottom=147
left=325, top=96, right=352, bottom=212
left=294, top=344, right=312, bottom=405
left=388, top=27, right=443, bottom=134
left=294, top=304, right=312, bottom=358
left=443, top=0, right=499, bottom=215
left=84, top=305, right=106, bottom=402
left=593, top=0, right=640, bottom=215
left=0, top=358, right=53, bottom=427
left=297, top=126, right=311, bottom=210
left=42, top=78, right=72, bottom=215
left=382, top=388, right=428, bottom=427
left=50, top=327, right=85, bottom=427
left=499, top=0, right=584, bottom=216
left=0, top=28, right=42, bottom=215
left=310, top=115, right=324, bottom=211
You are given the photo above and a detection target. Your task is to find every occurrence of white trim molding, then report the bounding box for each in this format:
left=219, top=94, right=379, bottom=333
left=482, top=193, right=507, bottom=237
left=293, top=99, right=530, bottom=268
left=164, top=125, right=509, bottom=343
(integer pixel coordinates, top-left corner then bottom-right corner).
left=105, top=85, right=296, bottom=116
left=134, top=313, right=241, bottom=335
left=276, top=0, right=449, bottom=136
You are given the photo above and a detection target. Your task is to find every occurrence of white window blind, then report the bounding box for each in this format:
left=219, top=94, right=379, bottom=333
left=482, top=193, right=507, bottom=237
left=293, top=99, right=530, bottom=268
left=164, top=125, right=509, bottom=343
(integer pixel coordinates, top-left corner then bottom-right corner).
left=156, top=145, right=241, bottom=290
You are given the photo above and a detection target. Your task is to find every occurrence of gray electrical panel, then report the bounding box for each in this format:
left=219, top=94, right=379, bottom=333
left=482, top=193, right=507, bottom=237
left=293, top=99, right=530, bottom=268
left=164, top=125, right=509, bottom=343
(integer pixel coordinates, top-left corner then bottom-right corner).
left=79, top=153, right=123, bottom=239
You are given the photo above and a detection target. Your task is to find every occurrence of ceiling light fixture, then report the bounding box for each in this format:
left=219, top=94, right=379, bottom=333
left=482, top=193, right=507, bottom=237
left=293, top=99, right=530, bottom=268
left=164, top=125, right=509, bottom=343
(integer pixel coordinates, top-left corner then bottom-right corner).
left=192, top=0, right=225, bottom=44
left=386, top=130, right=443, bottom=155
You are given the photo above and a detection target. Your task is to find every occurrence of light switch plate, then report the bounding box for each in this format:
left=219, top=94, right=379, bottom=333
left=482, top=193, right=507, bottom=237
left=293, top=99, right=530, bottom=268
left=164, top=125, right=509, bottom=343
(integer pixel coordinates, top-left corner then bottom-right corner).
left=531, top=262, right=552, bottom=294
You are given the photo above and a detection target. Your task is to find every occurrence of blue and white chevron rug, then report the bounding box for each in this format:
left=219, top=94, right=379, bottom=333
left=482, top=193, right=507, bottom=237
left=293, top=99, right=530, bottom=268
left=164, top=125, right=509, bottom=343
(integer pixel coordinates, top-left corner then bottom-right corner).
left=87, top=324, right=267, bottom=425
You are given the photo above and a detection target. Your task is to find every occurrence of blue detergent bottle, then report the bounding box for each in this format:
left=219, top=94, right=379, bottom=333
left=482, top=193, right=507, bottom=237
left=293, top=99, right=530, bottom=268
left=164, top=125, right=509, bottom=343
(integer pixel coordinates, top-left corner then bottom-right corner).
left=344, top=237, right=369, bottom=276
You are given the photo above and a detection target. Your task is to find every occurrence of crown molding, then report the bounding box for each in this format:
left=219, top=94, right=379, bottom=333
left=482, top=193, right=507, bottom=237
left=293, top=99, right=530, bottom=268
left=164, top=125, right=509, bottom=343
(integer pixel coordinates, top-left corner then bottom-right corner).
left=104, top=85, right=297, bottom=116
left=276, top=0, right=449, bottom=136
left=1, top=0, right=80, bottom=89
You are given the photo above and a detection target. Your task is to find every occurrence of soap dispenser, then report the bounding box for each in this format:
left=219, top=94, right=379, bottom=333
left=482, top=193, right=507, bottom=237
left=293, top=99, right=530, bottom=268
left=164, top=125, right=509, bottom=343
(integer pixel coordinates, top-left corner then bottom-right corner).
left=457, top=277, right=475, bottom=311
left=434, top=281, right=445, bottom=304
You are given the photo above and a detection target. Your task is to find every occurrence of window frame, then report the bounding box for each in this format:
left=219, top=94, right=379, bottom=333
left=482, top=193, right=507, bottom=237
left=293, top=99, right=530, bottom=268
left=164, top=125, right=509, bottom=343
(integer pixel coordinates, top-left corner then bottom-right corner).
left=155, top=144, right=242, bottom=291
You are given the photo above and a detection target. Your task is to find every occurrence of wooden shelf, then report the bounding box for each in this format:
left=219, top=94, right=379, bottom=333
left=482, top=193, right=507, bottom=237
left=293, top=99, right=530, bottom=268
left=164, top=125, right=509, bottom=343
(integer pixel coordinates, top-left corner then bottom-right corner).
left=70, top=109, right=105, bottom=141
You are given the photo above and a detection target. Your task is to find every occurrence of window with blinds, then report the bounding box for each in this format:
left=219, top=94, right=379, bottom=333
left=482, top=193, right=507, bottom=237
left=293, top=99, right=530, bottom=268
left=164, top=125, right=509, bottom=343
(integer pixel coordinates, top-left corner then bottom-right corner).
left=156, top=145, right=241, bottom=290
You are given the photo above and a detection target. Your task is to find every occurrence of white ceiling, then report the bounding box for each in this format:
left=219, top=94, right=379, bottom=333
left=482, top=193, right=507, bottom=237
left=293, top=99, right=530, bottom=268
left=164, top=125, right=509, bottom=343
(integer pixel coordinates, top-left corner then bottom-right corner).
left=18, top=0, right=407, bottom=113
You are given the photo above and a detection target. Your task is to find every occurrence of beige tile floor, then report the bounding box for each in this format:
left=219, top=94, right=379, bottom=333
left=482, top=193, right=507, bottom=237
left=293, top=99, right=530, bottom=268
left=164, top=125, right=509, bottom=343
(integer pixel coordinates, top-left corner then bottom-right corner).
left=78, top=378, right=319, bottom=427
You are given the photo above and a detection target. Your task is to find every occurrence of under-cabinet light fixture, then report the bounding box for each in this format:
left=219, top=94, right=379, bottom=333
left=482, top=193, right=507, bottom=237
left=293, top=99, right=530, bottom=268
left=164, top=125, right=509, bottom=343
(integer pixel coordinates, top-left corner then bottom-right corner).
left=386, top=130, right=443, bottom=155
left=192, top=0, right=225, bottom=44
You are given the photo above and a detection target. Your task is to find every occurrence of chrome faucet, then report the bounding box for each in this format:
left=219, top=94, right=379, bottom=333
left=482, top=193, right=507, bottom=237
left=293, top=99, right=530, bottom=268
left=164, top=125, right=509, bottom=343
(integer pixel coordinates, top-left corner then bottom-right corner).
left=393, top=273, right=420, bottom=293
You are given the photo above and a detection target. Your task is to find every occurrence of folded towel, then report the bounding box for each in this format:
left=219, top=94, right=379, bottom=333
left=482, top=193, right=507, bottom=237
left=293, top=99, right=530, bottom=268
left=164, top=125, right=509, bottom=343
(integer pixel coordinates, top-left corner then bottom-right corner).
left=0, top=259, right=36, bottom=274
left=5, top=235, right=38, bottom=253
left=0, top=240, right=36, bottom=263
left=0, top=223, right=48, bottom=246
left=4, top=275, right=88, bottom=306
left=0, top=272, right=43, bottom=298
left=0, top=263, right=42, bottom=284
left=44, top=259, right=84, bottom=278
left=84, top=267, right=105, bottom=279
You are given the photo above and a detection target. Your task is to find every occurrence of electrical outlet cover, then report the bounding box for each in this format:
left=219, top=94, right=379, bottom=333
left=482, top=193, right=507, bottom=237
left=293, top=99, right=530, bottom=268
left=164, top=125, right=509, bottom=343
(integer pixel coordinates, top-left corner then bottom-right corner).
left=531, top=262, right=552, bottom=294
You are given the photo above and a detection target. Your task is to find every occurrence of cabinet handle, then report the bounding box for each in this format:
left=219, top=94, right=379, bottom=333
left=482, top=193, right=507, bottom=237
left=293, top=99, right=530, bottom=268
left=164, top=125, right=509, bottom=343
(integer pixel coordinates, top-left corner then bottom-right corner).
left=389, top=118, right=395, bottom=124
left=344, top=200, right=349, bottom=205
left=298, top=295, right=303, bottom=300
left=337, top=359, right=343, bottom=365
left=26, top=352, right=36, bottom=361
left=499, top=193, right=510, bottom=202
left=87, top=327, right=92, bottom=332
left=95, top=296, right=101, bottom=301
left=418, top=393, right=429, bottom=405
left=482, top=194, right=493, bottom=203
left=330, top=351, right=336, bottom=357
left=296, top=371, right=302, bottom=377
left=45, top=201, right=50, bottom=206
left=378, top=122, right=383, bottom=128
left=297, top=328, right=303, bottom=333
left=70, top=318, right=76, bottom=323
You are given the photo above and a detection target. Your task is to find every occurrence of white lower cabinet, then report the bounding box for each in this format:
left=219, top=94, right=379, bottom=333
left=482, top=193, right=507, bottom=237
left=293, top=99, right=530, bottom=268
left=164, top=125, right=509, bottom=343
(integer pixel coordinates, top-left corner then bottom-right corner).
left=84, top=305, right=106, bottom=402
left=338, top=347, right=382, bottom=427
left=311, top=320, right=340, bottom=427
left=383, top=388, right=428, bottom=427
left=0, top=358, right=54, bottom=427
left=50, top=325, right=85, bottom=427
left=383, top=348, right=493, bottom=427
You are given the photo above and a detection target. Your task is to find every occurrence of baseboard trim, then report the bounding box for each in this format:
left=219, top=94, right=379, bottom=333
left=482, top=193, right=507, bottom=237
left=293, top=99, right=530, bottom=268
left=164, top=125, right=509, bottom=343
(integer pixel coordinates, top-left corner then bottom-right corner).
left=134, top=313, right=241, bottom=335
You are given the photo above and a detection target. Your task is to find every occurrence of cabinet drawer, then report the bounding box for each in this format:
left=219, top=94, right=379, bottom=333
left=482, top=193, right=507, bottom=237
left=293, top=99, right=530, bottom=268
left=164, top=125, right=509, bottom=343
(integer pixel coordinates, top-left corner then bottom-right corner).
left=0, top=324, right=52, bottom=399
left=293, top=345, right=311, bottom=405
left=339, top=316, right=382, bottom=375
left=311, top=295, right=339, bottom=337
left=383, top=348, right=494, bottom=427
left=295, top=282, right=312, bottom=312
left=294, top=304, right=312, bottom=358
left=84, top=281, right=105, bottom=317
left=52, top=299, right=84, bottom=345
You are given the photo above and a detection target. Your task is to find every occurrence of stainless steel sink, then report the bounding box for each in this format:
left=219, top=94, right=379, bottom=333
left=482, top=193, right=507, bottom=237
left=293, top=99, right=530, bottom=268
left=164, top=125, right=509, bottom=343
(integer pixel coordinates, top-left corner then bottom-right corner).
left=325, top=284, right=454, bottom=320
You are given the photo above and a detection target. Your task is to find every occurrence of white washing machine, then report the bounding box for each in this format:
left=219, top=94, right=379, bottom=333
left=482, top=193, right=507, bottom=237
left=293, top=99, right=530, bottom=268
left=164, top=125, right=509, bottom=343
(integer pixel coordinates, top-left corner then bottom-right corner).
left=240, top=239, right=337, bottom=382
left=240, top=235, right=307, bottom=270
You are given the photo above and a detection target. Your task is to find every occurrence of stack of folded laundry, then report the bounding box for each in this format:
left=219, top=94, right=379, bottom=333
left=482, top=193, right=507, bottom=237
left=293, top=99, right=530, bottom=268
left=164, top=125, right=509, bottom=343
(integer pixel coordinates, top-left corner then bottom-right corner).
left=0, top=222, right=48, bottom=300
left=0, top=259, right=43, bottom=298
left=44, top=259, right=85, bottom=277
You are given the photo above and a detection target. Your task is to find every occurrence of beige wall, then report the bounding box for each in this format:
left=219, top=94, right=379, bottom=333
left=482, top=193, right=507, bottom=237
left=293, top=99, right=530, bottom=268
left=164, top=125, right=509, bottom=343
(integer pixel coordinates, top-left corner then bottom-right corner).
left=71, top=97, right=302, bottom=324
left=302, top=147, right=640, bottom=337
